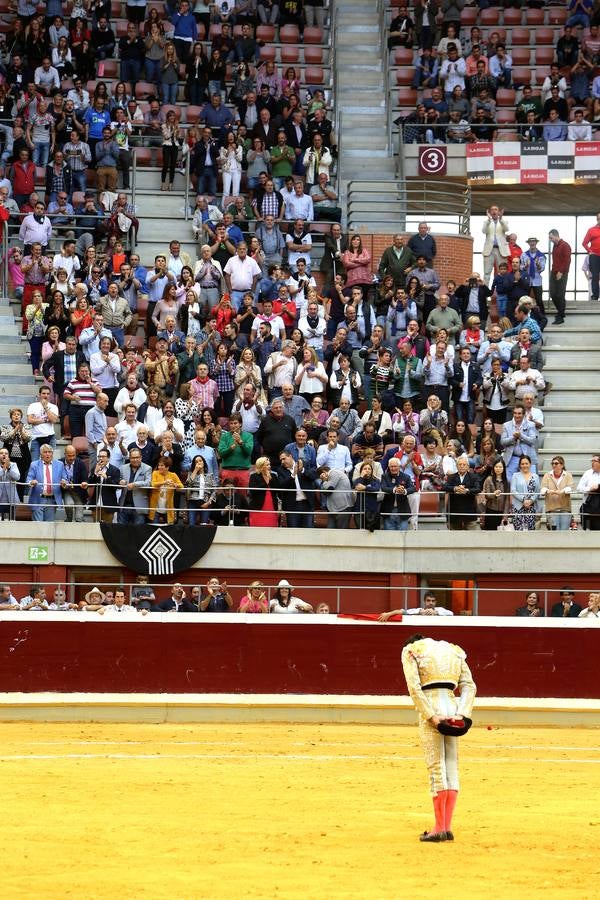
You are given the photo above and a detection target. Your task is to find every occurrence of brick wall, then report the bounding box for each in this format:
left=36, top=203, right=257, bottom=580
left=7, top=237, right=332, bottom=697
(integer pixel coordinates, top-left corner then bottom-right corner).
left=367, top=233, right=474, bottom=288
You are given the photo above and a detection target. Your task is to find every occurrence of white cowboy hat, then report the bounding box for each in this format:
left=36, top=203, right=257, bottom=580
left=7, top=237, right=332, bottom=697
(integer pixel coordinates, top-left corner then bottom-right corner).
left=84, top=586, right=106, bottom=603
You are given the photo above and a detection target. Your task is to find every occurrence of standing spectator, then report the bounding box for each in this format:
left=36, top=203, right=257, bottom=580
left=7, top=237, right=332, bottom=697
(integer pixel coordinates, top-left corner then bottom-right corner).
left=161, top=110, right=183, bottom=192
left=548, top=229, right=572, bottom=325
left=26, top=98, right=56, bottom=166
left=481, top=205, right=509, bottom=286
left=520, top=237, right=546, bottom=316
left=340, top=235, right=371, bottom=297
left=119, top=21, right=145, bottom=90
left=408, top=222, right=436, bottom=264
left=95, top=127, right=120, bottom=193
left=445, top=455, right=480, bottom=531
left=582, top=212, right=600, bottom=303
left=577, top=455, right=600, bottom=530
left=317, top=465, right=355, bottom=529
left=171, top=0, right=198, bottom=63
left=27, top=444, right=64, bottom=522
left=541, top=456, right=574, bottom=532
left=377, top=234, right=416, bottom=288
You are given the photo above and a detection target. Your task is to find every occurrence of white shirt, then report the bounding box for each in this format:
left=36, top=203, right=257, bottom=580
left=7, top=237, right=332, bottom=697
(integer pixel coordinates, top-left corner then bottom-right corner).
left=116, top=419, right=142, bottom=447
left=27, top=400, right=58, bottom=439
left=101, top=603, right=143, bottom=618
left=577, top=468, right=600, bottom=501
left=52, top=252, right=80, bottom=283
left=224, top=254, right=262, bottom=290
left=251, top=313, right=286, bottom=342
left=459, top=361, right=470, bottom=402
left=114, top=386, right=147, bottom=419
left=269, top=596, right=311, bottom=613
left=67, top=88, right=90, bottom=109
left=405, top=606, right=454, bottom=616
left=285, top=231, right=313, bottom=271
left=298, top=313, right=326, bottom=349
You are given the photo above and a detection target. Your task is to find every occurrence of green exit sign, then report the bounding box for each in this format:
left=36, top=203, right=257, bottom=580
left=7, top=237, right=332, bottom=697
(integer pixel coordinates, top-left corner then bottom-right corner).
left=28, top=546, right=49, bottom=562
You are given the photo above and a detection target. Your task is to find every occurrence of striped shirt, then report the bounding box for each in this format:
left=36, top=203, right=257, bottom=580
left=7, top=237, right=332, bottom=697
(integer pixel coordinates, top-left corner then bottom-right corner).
left=64, top=377, right=100, bottom=406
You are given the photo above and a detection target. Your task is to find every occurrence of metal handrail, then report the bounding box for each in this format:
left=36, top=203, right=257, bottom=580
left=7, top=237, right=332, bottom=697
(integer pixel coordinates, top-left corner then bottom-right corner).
left=375, top=0, right=392, bottom=156
left=346, top=179, right=472, bottom=235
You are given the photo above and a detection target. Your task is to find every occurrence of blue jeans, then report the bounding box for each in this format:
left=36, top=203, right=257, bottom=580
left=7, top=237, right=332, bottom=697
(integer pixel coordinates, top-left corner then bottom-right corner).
left=196, top=168, right=217, bottom=196
left=30, top=435, right=56, bottom=461
left=454, top=399, right=475, bottom=425
left=31, top=496, right=58, bottom=522
left=496, top=294, right=508, bottom=318
left=70, top=169, right=87, bottom=197
left=188, top=500, right=211, bottom=525
left=145, top=57, right=161, bottom=87
left=118, top=506, right=146, bottom=525
left=547, top=511, right=571, bottom=531
left=208, top=80, right=224, bottom=97
left=230, top=290, right=247, bottom=310
left=382, top=514, right=409, bottom=531
left=121, top=58, right=141, bottom=87
left=110, top=326, right=125, bottom=348
left=566, top=13, right=590, bottom=27
left=33, top=142, right=51, bottom=166
left=162, top=82, right=178, bottom=104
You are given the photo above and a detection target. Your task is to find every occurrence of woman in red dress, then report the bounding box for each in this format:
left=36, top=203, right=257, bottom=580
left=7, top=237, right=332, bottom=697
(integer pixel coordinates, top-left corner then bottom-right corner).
left=248, top=457, right=280, bottom=527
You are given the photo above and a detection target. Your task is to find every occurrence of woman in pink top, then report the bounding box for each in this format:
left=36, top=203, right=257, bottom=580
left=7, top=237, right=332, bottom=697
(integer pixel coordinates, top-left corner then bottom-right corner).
left=342, top=235, right=372, bottom=293
left=238, top=580, right=268, bottom=613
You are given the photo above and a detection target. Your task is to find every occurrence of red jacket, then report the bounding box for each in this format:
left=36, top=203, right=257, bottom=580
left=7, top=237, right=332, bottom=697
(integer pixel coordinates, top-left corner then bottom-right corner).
left=582, top=225, right=600, bottom=256
left=551, top=239, right=571, bottom=275
left=12, top=160, right=36, bottom=197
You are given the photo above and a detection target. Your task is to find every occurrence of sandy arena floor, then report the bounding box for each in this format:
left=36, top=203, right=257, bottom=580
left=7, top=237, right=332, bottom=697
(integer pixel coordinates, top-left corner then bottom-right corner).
left=2, top=722, right=599, bottom=900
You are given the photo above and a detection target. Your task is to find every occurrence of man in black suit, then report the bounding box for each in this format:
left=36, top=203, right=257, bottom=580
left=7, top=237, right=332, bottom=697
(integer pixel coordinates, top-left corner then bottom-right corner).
left=320, top=222, right=349, bottom=289
left=455, top=273, right=492, bottom=326
left=87, top=447, right=121, bottom=522
left=451, top=347, right=482, bottom=425
left=277, top=448, right=317, bottom=528
left=59, top=444, right=90, bottom=522
left=42, top=335, right=85, bottom=424
left=252, top=108, right=279, bottom=149
left=444, top=456, right=480, bottom=530
left=285, top=109, right=309, bottom=174
left=550, top=587, right=583, bottom=618
left=154, top=583, right=199, bottom=613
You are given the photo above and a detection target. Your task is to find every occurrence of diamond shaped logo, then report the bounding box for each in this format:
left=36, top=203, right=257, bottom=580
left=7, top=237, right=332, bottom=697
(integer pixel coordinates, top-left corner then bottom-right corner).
left=138, top=530, right=182, bottom=575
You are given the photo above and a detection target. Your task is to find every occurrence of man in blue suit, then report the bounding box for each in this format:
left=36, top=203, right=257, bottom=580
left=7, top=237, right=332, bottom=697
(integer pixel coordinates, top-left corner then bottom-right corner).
left=27, top=444, right=65, bottom=522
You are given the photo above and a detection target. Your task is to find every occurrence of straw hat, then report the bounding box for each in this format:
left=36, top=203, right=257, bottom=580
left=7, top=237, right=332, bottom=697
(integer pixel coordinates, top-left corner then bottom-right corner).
left=84, top=586, right=106, bottom=603
left=277, top=579, right=293, bottom=590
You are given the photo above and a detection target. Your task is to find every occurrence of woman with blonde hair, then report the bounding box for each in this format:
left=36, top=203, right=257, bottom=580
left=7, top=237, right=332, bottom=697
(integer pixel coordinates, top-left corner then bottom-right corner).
left=160, top=41, right=180, bottom=105
left=25, top=290, right=48, bottom=375
left=238, top=580, right=268, bottom=613
left=294, top=346, right=328, bottom=402
left=234, top=347, right=264, bottom=401
left=248, top=456, right=280, bottom=527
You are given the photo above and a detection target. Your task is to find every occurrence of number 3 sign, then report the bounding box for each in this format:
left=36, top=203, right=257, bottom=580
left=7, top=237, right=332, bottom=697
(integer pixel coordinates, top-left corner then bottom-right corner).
left=418, top=146, right=447, bottom=176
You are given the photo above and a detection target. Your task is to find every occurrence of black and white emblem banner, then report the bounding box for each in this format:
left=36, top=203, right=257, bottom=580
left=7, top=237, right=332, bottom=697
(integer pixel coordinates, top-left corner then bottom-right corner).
left=100, top=524, right=217, bottom=575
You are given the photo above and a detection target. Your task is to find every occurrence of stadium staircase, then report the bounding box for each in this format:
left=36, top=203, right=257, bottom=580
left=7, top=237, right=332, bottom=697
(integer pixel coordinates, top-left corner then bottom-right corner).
left=540, top=307, right=600, bottom=488
left=335, top=0, right=403, bottom=232
left=1, top=300, right=35, bottom=423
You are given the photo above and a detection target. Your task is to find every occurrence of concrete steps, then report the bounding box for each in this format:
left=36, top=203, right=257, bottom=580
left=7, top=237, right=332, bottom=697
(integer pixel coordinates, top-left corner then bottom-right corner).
left=538, top=306, right=600, bottom=480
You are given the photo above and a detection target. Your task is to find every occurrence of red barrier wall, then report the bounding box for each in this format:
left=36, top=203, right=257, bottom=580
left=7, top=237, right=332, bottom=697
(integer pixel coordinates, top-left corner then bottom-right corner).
left=0, top=620, right=597, bottom=698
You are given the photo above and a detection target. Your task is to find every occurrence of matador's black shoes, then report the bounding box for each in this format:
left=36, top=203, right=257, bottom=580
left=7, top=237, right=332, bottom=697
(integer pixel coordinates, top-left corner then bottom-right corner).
left=445, top=831, right=454, bottom=841
left=419, top=831, right=447, bottom=842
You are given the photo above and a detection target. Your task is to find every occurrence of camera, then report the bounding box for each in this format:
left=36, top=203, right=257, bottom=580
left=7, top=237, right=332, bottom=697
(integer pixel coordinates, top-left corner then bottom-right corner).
left=468, top=278, right=478, bottom=288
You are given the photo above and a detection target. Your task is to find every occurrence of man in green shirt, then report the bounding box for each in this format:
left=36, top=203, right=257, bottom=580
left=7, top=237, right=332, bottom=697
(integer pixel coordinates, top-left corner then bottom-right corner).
left=217, top=412, right=254, bottom=491
left=270, top=130, right=296, bottom=190
left=377, top=234, right=416, bottom=288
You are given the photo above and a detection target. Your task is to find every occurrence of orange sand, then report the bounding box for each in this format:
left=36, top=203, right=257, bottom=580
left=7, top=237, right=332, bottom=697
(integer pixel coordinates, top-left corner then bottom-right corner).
left=1, top=722, right=598, bottom=899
